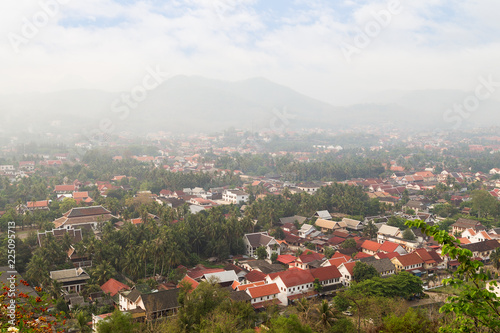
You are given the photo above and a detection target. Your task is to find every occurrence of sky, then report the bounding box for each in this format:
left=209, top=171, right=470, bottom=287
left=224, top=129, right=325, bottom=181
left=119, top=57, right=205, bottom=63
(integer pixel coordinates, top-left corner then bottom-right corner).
left=2, top=0, right=500, bottom=106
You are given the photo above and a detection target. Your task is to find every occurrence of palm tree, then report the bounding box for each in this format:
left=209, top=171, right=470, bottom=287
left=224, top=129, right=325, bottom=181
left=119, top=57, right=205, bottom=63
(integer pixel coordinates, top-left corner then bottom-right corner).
left=73, top=310, right=92, bottom=333
left=316, top=300, right=336, bottom=328
left=121, top=247, right=140, bottom=280
left=138, top=240, right=150, bottom=279
left=26, top=254, right=50, bottom=287
left=90, top=261, right=116, bottom=286
left=151, top=237, right=164, bottom=277
left=48, top=280, right=63, bottom=299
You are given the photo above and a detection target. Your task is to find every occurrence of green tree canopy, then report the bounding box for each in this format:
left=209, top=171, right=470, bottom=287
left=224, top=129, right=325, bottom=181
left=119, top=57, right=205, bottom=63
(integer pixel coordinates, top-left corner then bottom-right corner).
left=352, top=261, right=379, bottom=283
left=256, top=246, right=268, bottom=260
left=96, top=309, right=138, bottom=333
left=341, top=238, right=357, bottom=249
left=402, top=228, right=416, bottom=241
left=407, top=219, right=500, bottom=332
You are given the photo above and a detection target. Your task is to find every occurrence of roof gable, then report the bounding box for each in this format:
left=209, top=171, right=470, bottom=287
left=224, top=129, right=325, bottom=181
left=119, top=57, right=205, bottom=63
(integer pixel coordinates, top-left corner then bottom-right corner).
left=100, top=278, right=130, bottom=297
left=245, top=232, right=275, bottom=247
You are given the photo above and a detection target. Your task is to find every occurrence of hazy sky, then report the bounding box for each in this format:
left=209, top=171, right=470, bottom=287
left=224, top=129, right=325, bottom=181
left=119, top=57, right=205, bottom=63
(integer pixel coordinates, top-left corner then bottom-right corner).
left=2, top=0, right=500, bottom=105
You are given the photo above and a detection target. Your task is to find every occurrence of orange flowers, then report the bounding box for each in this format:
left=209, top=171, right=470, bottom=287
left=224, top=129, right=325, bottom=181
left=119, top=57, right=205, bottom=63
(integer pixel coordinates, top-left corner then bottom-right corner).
left=0, top=280, right=66, bottom=333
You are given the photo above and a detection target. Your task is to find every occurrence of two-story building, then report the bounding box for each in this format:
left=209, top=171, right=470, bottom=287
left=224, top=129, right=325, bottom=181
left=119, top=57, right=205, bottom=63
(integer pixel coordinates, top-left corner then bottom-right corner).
left=293, top=251, right=326, bottom=270
left=461, top=240, right=500, bottom=261
left=451, top=218, right=485, bottom=235
left=390, top=252, right=424, bottom=273
left=266, top=269, right=315, bottom=305
left=358, top=257, right=396, bottom=277
left=338, top=262, right=357, bottom=287
left=246, top=283, right=281, bottom=309
left=49, top=267, right=90, bottom=294
left=243, top=232, right=280, bottom=259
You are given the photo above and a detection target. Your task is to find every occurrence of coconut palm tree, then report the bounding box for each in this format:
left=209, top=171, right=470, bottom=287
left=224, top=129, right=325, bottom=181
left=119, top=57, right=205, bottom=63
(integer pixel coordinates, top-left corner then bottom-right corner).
left=48, top=280, right=63, bottom=299
left=316, top=300, right=337, bottom=328
left=90, top=261, right=116, bottom=286
left=25, top=254, right=50, bottom=287
left=138, top=240, right=150, bottom=279
left=73, top=310, right=92, bottom=333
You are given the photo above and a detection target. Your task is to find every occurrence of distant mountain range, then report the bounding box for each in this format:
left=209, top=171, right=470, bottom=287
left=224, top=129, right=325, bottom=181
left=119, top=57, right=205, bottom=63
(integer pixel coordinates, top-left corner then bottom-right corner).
left=1, top=75, right=499, bottom=138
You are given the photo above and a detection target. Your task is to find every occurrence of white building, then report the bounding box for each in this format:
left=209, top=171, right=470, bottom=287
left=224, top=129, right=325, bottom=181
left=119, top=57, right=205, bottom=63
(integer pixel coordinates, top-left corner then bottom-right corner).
left=266, top=269, right=315, bottom=306
left=243, top=232, right=280, bottom=259
left=223, top=189, right=249, bottom=204
left=49, top=267, right=90, bottom=293
left=298, top=224, right=316, bottom=238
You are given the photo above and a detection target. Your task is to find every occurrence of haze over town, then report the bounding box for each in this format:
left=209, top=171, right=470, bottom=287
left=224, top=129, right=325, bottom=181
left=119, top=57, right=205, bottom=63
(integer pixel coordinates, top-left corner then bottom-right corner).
left=2, top=0, right=500, bottom=137
left=2, top=1, right=500, bottom=333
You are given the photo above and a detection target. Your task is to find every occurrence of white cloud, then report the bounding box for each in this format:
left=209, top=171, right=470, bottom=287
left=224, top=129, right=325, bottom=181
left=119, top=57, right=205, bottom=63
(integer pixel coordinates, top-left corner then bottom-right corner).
left=0, top=0, right=499, bottom=106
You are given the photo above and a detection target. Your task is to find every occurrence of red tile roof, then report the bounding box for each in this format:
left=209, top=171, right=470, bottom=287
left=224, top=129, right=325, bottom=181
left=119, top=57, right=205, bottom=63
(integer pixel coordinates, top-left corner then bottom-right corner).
left=395, top=252, right=424, bottom=267
left=331, top=252, right=351, bottom=261
left=298, top=250, right=324, bottom=264
left=458, top=237, right=471, bottom=244
left=27, top=200, right=49, bottom=208
left=55, top=185, right=75, bottom=192
left=245, top=270, right=267, bottom=283
left=326, top=257, right=348, bottom=268
left=73, top=191, right=89, bottom=198
left=353, top=252, right=372, bottom=259
left=413, top=248, right=434, bottom=263
left=378, top=241, right=400, bottom=253
left=237, top=281, right=266, bottom=291
left=327, top=236, right=345, bottom=246
left=277, top=255, right=296, bottom=265
left=130, top=218, right=143, bottom=225
left=376, top=251, right=401, bottom=259
left=231, top=280, right=240, bottom=290
left=340, top=262, right=357, bottom=275
left=268, top=268, right=315, bottom=287
left=178, top=275, right=199, bottom=291
left=361, top=240, right=381, bottom=252
left=247, top=283, right=280, bottom=299
left=100, top=278, right=130, bottom=297
left=310, top=266, right=341, bottom=281
left=427, top=250, right=444, bottom=264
